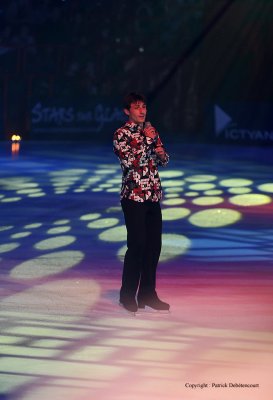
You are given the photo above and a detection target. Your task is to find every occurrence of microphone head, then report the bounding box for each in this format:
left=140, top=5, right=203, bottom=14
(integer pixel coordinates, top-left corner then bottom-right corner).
left=144, top=121, right=151, bottom=129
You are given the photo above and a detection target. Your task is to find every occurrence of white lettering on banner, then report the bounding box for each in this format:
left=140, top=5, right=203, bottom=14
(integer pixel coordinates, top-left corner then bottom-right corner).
left=225, top=129, right=273, bottom=141
left=31, top=102, right=124, bottom=133
left=32, top=103, right=75, bottom=125
left=214, top=104, right=273, bottom=142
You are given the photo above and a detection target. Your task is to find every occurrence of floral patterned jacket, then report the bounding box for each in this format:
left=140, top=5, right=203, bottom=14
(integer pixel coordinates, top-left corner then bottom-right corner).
left=113, top=121, right=169, bottom=202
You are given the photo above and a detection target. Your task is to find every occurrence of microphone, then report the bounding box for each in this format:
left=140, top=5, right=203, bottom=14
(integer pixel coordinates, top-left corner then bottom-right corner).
left=144, top=121, right=151, bottom=129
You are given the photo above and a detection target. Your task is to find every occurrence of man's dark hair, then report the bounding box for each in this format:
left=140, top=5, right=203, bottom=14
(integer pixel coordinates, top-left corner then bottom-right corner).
left=123, top=92, right=146, bottom=110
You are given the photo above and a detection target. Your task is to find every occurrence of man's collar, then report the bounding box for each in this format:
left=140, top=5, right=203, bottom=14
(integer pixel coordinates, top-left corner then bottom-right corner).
left=125, top=121, right=142, bottom=130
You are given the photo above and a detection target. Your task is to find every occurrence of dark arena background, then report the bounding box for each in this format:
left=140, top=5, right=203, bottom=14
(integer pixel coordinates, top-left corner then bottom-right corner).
left=0, top=1, right=273, bottom=399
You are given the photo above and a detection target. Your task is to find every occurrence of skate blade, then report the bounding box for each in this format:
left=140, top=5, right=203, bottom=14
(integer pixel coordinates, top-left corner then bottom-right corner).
left=118, top=302, right=137, bottom=316
left=137, top=307, right=170, bottom=314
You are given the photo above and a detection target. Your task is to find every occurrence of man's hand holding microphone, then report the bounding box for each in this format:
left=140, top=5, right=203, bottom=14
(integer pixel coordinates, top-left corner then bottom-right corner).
left=143, top=122, right=166, bottom=161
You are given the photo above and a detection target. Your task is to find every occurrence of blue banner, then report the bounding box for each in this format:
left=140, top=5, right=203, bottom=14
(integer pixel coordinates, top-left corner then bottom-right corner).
left=209, top=102, right=273, bottom=144
left=30, top=99, right=126, bottom=140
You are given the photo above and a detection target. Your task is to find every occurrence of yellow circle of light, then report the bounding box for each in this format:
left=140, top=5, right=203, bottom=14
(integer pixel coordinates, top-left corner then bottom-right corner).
left=162, top=180, right=185, bottom=187
left=117, top=233, right=191, bottom=263
left=10, top=250, right=85, bottom=280
left=192, top=196, right=224, bottom=206
left=189, top=208, right=241, bottom=228
left=219, top=178, right=252, bottom=187
left=162, top=198, right=186, bottom=206
left=185, top=175, right=217, bottom=182
left=87, top=218, right=119, bottom=229
left=258, top=183, right=273, bottom=193
left=11, top=232, right=32, bottom=239
left=80, top=213, right=101, bottom=221
left=0, top=243, right=20, bottom=253
left=188, top=183, right=216, bottom=191
left=34, top=236, right=76, bottom=250
left=204, top=190, right=223, bottom=195
left=162, top=207, right=191, bottom=221
left=229, top=194, right=271, bottom=206
left=160, top=170, right=184, bottom=178
left=99, top=225, right=127, bottom=242
left=47, top=227, right=71, bottom=235
left=228, top=187, right=252, bottom=194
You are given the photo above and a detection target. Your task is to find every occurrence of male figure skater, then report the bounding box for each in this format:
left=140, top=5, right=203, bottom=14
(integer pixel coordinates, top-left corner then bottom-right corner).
left=113, top=92, right=170, bottom=313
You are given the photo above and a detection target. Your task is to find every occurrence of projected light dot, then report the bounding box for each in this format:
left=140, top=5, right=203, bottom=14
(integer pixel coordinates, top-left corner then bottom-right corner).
left=106, top=188, right=120, bottom=192
left=88, top=218, right=119, bottom=229
left=164, top=194, right=179, bottom=198
left=258, top=183, right=273, bottom=193
left=53, top=219, right=70, bottom=225
left=86, top=177, right=101, bottom=184
left=99, top=183, right=114, bottom=188
left=34, top=236, right=76, bottom=250
left=47, top=227, right=71, bottom=235
left=11, top=232, right=32, bottom=239
left=1, top=197, right=22, bottom=202
left=185, top=175, right=217, bottom=182
left=189, top=208, right=241, bottom=228
left=162, top=180, right=185, bottom=187
left=24, top=223, right=42, bottom=229
left=95, top=169, right=116, bottom=174
left=10, top=251, right=84, bottom=280
left=188, top=183, right=216, bottom=191
left=117, top=233, right=190, bottom=263
left=73, top=189, right=85, bottom=193
left=219, top=178, right=252, bottom=187
left=18, top=183, right=39, bottom=188
left=99, top=225, right=127, bottom=242
left=106, top=206, right=122, bottom=213
left=80, top=213, right=101, bottom=221
left=0, top=243, right=20, bottom=253
left=0, top=225, right=13, bottom=232
left=50, top=169, right=88, bottom=176
left=162, top=207, right=190, bottom=221
left=160, top=170, right=184, bottom=178
left=106, top=178, right=121, bottom=184
left=165, top=187, right=184, bottom=193
left=184, top=192, right=199, bottom=197
left=92, top=188, right=103, bottom=192
left=0, top=194, right=5, bottom=198
left=162, top=198, right=186, bottom=206
left=28, top=193, right=46, bottom=197
left=204, top=190, right=223, bottom=195
left=192, top=196, right=224, bottom=206
left=16, top=189, right=42, bottom=194
left=55, top=190, right=67, bottom=194
left=229, top=194, right=271, bottom=206
left=228, top=187, right=252, bottom=194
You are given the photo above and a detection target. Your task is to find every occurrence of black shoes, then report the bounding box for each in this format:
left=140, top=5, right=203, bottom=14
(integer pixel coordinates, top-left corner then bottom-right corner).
left=137, top=293, right=170, bottom=311
left=119, top=297, right=138, bottom=313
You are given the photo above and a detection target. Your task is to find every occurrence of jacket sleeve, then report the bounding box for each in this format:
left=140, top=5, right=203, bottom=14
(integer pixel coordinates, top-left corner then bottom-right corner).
left=154, top=134, right=169, bottom=167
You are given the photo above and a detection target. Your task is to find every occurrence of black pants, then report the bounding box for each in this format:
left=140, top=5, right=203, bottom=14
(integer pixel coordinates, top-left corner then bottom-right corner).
left=120, top=198, right=162, bottom=300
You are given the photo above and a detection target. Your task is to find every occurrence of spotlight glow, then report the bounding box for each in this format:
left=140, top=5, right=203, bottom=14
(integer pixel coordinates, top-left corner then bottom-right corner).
left=87, top=218, right=119, bottom=229
left=99, top=225, right=127, bottom=242
left=189, top=208, right=241, bottom=228
left=10, top=251, right=85, bottom=279
left=34, top=236, right=76, bottom=250
left=258, top=183, right=273, bottom=193
left=162, top=207, right=191, bottom=221
left=219, top=178, right=252, bottom=187
left=185, top=175, right=217, bottom=182
left=229, top=194, right=271, bottom=207
left=192, top=196, right=224, bottom=206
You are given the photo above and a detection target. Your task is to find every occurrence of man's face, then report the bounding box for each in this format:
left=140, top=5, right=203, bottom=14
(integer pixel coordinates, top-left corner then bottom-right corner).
left=124, top=101, right=147, bottom=124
